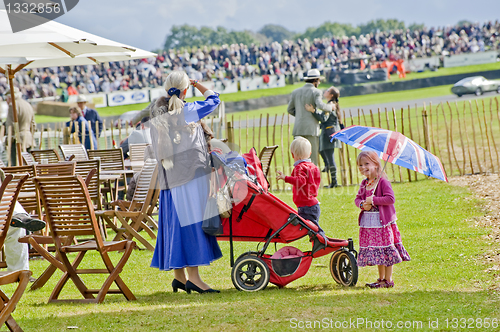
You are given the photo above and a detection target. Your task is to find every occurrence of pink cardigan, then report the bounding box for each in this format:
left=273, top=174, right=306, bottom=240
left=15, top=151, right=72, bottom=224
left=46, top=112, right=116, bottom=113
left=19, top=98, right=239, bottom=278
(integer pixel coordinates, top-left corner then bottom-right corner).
left=354, top=177, right=397, bottom=226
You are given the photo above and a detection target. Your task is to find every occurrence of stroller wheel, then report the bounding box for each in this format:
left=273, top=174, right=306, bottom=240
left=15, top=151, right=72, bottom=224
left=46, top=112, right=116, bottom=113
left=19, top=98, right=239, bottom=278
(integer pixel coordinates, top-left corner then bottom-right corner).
left=335, top=251, right=358, bottom=287
left=231, top=255, right=270, bottom=292
left=329, top=251, right=343, bottom=285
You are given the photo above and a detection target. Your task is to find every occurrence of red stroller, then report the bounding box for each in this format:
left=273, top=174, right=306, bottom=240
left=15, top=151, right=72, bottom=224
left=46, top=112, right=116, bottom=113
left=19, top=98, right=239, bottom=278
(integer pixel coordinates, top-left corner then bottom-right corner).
left=213, top=148, right=358, bottom=292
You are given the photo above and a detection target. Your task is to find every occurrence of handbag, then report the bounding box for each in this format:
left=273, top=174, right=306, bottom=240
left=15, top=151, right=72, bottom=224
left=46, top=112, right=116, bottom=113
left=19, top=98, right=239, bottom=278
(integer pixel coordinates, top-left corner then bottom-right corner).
left=217, top=183, right=232, bottom=219
left=202, top=172, right=224, bottom=235
left=202, top=197, right=223, bottom=236
left=214, top=169, right=232, bottom=219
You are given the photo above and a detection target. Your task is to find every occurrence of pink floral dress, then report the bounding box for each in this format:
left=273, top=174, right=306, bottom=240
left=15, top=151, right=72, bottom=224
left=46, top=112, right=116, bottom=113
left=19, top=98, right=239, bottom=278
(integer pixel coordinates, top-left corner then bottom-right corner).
left=356, top=179, right=410, bottom=267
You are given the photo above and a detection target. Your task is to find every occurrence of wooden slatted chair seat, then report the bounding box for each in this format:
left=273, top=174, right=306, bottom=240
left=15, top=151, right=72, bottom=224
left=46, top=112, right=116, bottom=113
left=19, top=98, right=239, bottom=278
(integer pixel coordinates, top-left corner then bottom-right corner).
left=21, top=152, right=35, bottom=166
left=129, top=143, right=150, bottom=172
left=96, top=159, right=158, bottom=251
left=34, top=162, right=76, bottom=177
left=59, top=144, right=89, bottom=161
left=88, top=148, right=128, bottom=204
left=30, top=175, right=136, bottom=303
left=0, top=171, right=31, bottom=331
left=258, top=145, right=279, bottom=178
left=75, top=160, right=100, bottom=209
left=30, top=149, right=61, bottom=164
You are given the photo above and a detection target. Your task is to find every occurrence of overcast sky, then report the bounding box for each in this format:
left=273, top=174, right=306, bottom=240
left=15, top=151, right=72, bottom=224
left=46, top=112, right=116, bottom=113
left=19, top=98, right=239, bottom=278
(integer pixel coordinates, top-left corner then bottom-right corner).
left=2, top=0, right=499, bottom=51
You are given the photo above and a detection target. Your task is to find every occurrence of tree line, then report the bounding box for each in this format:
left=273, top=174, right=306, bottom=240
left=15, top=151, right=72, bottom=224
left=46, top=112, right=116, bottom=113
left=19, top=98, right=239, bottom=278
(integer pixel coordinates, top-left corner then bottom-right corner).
left=163, top=19, right=427, bottom=50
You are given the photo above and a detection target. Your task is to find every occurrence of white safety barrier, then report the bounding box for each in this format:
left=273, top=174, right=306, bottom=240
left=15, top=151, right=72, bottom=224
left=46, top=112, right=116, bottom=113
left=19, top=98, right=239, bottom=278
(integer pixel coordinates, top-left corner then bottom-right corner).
left=404, top=56, right=440, bottom=72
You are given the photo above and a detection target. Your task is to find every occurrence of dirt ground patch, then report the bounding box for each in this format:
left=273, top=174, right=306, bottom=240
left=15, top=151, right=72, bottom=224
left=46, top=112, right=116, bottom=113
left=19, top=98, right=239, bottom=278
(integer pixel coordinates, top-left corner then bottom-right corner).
left=450, top=174, right=500, bottom=291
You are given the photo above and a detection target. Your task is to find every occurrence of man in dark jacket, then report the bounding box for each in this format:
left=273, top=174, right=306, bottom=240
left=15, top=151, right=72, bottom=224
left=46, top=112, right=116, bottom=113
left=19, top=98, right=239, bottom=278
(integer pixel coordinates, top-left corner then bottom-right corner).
left=77, top=95, right=103, bottom=137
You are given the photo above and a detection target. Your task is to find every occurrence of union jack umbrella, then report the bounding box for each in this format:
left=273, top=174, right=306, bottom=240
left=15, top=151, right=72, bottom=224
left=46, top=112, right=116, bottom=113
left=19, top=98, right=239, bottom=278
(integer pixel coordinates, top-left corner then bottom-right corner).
left=331, top=125, right=448, bottom=182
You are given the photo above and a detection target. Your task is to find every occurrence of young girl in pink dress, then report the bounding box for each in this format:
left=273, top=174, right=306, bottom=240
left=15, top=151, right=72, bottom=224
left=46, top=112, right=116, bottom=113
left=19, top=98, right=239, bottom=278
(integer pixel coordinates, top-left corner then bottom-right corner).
left=355, top=151, right=410, bottom=288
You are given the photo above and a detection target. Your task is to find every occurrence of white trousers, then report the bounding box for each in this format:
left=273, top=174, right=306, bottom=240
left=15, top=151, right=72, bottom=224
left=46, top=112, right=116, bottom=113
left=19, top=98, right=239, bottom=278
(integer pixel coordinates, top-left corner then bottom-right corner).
left=5, top=202, right=29, bottom=271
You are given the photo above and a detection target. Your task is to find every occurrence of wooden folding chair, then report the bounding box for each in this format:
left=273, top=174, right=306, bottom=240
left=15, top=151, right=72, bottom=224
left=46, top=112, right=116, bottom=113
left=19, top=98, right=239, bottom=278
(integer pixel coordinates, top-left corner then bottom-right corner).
left=129, top=143, right=150, bottom=172
left=258, top=145, right=279, bottom=178
left=32, top=175, right=136, bottom=303
left=59, top=144, right=89, bottom=161
left=0, top=172, right=32, bottom=331
left=30, top=149, right=62, bottom=164
left=96, top=160, right=158, bottom=251
left=21, top=152, right=35, bottom=165
left=75, top=160, right=101, bottom=209
left=34, top=162, right=76, bottom=177
left=20, top=170, right=96, bottom=291
left=88, top=148, right=130, bottom=202
left=1, top=165, right=40, bottom=218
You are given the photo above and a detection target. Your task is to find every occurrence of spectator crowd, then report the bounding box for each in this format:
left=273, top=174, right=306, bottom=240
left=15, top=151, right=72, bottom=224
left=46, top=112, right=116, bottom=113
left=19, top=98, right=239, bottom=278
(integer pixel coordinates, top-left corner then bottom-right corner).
left=1, top=20, right=499, bottom=101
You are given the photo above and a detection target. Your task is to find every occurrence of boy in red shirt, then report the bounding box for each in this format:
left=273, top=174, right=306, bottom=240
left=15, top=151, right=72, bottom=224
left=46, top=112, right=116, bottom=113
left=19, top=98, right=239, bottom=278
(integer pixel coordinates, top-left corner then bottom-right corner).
left=276, top=136, right=322, bottom=228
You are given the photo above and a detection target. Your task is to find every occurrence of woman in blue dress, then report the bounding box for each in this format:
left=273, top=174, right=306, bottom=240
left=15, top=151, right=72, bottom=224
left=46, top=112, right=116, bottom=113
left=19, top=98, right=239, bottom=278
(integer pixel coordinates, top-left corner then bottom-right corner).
left=66, top=107, right=98, bottom=150
left=149, top=70, right=222, bottom=294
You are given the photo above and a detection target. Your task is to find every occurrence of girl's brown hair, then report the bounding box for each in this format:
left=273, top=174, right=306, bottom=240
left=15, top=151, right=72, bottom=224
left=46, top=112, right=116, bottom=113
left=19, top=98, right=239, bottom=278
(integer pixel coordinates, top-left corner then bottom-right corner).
left=69, top=106, right=82, bottom=117
left=326, top=86, right=342, bottom=123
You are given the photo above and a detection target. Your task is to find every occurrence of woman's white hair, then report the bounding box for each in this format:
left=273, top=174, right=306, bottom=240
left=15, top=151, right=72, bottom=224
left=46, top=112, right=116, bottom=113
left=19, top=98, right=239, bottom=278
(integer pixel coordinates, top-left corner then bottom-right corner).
left=163, top=70, right=190, bottom=114
left=290, top=136, right=311, bottom=160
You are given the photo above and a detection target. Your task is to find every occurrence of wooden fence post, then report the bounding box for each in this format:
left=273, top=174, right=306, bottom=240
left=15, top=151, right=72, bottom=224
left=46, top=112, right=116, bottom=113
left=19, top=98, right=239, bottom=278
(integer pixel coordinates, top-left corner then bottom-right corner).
left=400, top=108, right=411, bottom=182
left=271, top=114, right=277, bottom=190
left=439, top=103, right=453, bottom=176
left=461, top=101, right=474, bottom=174
left=340, top=110, right=348, bottom=186
left=95, top=121, right=100, bottom=149
left=468, top=101, right=483, bottom=173
left=422, top=106, right=431, bottom=152
left=488, top=98, right=500, bottom=169
left=445, top=102, right=462, bottom=176
left=407, top=105, right=418, bottom=181
left=473, top=100, right=488, bottom=170
left=226, top=121, right=234, bottom=144
left=480, top=99, right=494, bottom=173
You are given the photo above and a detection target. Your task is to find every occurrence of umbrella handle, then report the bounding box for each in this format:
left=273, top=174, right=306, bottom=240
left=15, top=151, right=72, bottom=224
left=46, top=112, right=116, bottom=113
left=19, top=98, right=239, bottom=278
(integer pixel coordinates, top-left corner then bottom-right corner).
left=372, top=159, right=388, bottom=194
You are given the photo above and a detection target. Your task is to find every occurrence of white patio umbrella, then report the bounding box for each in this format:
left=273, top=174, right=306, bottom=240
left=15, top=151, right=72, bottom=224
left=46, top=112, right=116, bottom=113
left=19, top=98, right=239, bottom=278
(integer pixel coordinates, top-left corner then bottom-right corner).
left=0, top=9, right=157, bottom=165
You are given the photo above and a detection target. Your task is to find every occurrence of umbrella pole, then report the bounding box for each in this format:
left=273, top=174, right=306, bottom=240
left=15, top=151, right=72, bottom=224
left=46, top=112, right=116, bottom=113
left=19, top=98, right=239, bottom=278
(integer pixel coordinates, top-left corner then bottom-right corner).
left=372, top=159, right=389, bottom=193
left=7, top=66, right=23, bottom=166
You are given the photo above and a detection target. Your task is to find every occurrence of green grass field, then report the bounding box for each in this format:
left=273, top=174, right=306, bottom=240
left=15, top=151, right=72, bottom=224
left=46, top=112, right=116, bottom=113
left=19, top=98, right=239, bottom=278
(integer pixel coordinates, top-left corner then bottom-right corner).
left=7, top=179, right=498, bottom=331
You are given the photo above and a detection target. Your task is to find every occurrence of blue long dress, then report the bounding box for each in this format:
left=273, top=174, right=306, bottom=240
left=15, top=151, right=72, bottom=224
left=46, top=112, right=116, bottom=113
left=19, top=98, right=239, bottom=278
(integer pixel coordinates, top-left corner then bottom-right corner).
left=150, top=94, right=223, bottom=271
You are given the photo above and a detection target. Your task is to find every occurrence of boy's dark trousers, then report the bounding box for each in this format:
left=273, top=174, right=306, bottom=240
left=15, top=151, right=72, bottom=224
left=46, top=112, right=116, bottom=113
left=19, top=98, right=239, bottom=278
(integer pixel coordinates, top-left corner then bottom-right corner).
left=298, top=203, right=322, bottom=231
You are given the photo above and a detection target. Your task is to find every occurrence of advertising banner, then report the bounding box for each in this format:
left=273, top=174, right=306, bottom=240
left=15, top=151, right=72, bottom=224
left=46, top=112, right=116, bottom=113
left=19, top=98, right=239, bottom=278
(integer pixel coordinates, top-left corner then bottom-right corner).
left=443, top=51, right=498, bottom=68
left=107, top=89, right=150, bottom=107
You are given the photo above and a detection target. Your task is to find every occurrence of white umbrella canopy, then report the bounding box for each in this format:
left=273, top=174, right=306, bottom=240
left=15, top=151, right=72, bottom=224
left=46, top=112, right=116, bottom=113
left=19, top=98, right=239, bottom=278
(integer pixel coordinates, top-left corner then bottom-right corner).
left=0, top=49, right=157, bottom=68
left=0, top=9, right=158, bottom=165
left=0, top=9, right=139, bottom=57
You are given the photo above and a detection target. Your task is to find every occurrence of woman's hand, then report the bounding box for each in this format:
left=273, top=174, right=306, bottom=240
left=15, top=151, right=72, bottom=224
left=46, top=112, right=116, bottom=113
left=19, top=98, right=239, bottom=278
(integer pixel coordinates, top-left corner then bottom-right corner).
left=365, top=195, right=374, bottom=205
left=276, top=170, right=286, bottom=181
left=363, top=202, right=372, bottom=211
left=189, top=79, right=198, bottom=86
left=305, top=104, right=315, bottom=113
